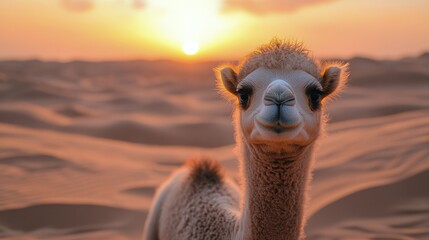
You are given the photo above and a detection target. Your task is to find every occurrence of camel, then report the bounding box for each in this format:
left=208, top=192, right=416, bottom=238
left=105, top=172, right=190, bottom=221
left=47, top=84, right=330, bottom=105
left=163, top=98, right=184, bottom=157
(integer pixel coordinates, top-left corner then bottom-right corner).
left=143, top=39, right=349, bottom=240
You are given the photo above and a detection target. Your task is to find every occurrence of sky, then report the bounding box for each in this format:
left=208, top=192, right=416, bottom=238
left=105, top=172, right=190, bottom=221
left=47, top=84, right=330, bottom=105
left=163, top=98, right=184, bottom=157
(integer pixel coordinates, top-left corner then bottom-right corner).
left=1, top=0, right=429, bottom=61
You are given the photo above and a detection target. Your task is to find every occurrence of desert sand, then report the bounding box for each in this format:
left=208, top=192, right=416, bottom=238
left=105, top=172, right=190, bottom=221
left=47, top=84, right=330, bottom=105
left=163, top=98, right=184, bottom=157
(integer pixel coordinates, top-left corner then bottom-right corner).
left=0, top=54, right=428, bottom=239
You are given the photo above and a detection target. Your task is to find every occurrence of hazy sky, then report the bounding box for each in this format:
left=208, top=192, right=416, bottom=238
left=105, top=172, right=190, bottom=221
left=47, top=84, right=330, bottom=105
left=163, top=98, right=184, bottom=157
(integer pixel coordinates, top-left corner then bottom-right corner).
left=1, top=0, right=429, bottom=61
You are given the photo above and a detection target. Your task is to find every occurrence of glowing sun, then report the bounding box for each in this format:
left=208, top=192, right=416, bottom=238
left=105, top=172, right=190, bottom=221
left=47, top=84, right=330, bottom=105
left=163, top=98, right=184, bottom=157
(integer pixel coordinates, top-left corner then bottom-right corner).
left=182, top=40, right=199, bottom=55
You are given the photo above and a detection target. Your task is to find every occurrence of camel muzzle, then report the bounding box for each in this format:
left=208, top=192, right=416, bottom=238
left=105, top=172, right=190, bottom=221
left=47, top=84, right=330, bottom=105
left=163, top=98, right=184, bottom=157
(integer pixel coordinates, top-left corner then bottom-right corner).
left=256, top=80, right=302, bottom=132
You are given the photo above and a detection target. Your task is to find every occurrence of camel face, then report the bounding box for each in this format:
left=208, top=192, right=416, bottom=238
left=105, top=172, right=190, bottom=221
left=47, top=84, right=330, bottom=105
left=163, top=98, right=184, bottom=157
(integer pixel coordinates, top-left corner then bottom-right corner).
left=216, top=40, right=348, bottom=153
left=237, top=68, right=322, bottom=149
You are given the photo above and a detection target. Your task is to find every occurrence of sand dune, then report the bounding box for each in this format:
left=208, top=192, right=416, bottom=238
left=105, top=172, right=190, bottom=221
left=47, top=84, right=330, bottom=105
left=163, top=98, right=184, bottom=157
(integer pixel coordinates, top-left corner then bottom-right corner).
left=307, top=170, right=429, bottom=239
left=0, top=54, right=428, bottom=239
left=308, top=110, right=429, bottom=217
left=0, top=104, right=233, bottom=147
left=0, top=204, right=145, bottom=238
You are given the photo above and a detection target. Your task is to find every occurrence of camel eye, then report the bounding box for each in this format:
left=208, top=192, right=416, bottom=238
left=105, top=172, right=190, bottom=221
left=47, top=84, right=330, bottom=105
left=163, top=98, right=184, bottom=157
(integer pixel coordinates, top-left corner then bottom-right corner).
left=237, top=87, right=252, bottom=110
left=306, top=85, right=322, bottom=111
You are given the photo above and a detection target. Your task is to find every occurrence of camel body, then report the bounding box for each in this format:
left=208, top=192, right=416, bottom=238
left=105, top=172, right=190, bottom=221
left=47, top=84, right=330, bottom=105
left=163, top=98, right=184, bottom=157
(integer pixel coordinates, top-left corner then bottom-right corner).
left=144, top=39, right=348, bottom=240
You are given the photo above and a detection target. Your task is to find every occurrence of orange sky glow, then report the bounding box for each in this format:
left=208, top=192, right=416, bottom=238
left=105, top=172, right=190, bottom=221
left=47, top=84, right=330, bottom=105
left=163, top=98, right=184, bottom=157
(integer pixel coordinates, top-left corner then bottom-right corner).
left=1, top=0, right=429, bottom=61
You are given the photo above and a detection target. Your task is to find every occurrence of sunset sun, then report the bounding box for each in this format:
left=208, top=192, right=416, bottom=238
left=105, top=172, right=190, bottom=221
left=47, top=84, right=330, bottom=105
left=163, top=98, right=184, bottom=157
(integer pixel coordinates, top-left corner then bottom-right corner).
left=142, top=0, right=228, bottom=59
left=182, top=40, right=199, bottom=55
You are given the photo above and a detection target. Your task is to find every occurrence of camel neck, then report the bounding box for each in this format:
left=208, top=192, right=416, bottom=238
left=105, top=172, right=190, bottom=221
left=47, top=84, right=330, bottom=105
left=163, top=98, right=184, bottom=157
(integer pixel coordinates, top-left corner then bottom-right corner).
left=237, top=143, right=313, bottom=240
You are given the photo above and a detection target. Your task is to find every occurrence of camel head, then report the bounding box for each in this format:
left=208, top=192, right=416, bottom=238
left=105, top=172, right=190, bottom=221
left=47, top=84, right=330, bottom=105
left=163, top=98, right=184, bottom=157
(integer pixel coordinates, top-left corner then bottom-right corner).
left=216, top=39, right=348, bottom=153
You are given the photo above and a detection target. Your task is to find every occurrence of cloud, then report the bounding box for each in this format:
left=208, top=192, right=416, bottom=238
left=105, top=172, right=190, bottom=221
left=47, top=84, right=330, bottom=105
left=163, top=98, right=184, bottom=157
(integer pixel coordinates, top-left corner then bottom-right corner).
left=60, top=0, right=330, bottom=14
left=133, top=0, right=144, bottom=9
left=60, top=0, right=94, bottom=12
left=60, top=0, right=144, bottom=12
left=222, top=0, right=336, bottom=14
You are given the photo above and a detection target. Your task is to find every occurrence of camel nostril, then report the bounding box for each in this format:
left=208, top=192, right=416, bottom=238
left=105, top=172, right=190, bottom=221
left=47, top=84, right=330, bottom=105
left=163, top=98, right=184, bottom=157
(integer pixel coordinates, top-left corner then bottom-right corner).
left=264, top=95, right=295, bottom=106
left=281, top=96, right=296, bottom=105
left=264, top=96, right=279, bottom=105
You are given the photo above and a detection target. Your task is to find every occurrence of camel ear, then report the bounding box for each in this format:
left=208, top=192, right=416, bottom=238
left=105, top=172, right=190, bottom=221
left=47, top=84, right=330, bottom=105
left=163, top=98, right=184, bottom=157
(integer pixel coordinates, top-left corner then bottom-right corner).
left=320, top=63, right=349, bottom=99
left=215, top=65, right=239, bottom=97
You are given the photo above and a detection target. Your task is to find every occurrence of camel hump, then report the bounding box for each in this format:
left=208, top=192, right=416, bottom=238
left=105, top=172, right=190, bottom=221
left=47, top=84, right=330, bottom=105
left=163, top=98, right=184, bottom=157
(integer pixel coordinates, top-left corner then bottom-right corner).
left=185, top=157, right=224, bottom=185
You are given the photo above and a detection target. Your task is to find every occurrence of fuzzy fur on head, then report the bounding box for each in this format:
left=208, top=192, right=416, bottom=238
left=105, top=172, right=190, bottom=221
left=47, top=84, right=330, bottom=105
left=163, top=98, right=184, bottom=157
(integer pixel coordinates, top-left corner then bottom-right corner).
left=238, top=38, right=320, bottom=80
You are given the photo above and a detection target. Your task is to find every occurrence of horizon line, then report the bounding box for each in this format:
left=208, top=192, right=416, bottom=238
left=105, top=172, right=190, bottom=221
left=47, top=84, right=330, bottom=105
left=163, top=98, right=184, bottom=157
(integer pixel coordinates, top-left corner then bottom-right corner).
left=1, top=51, right=428, bottom=64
